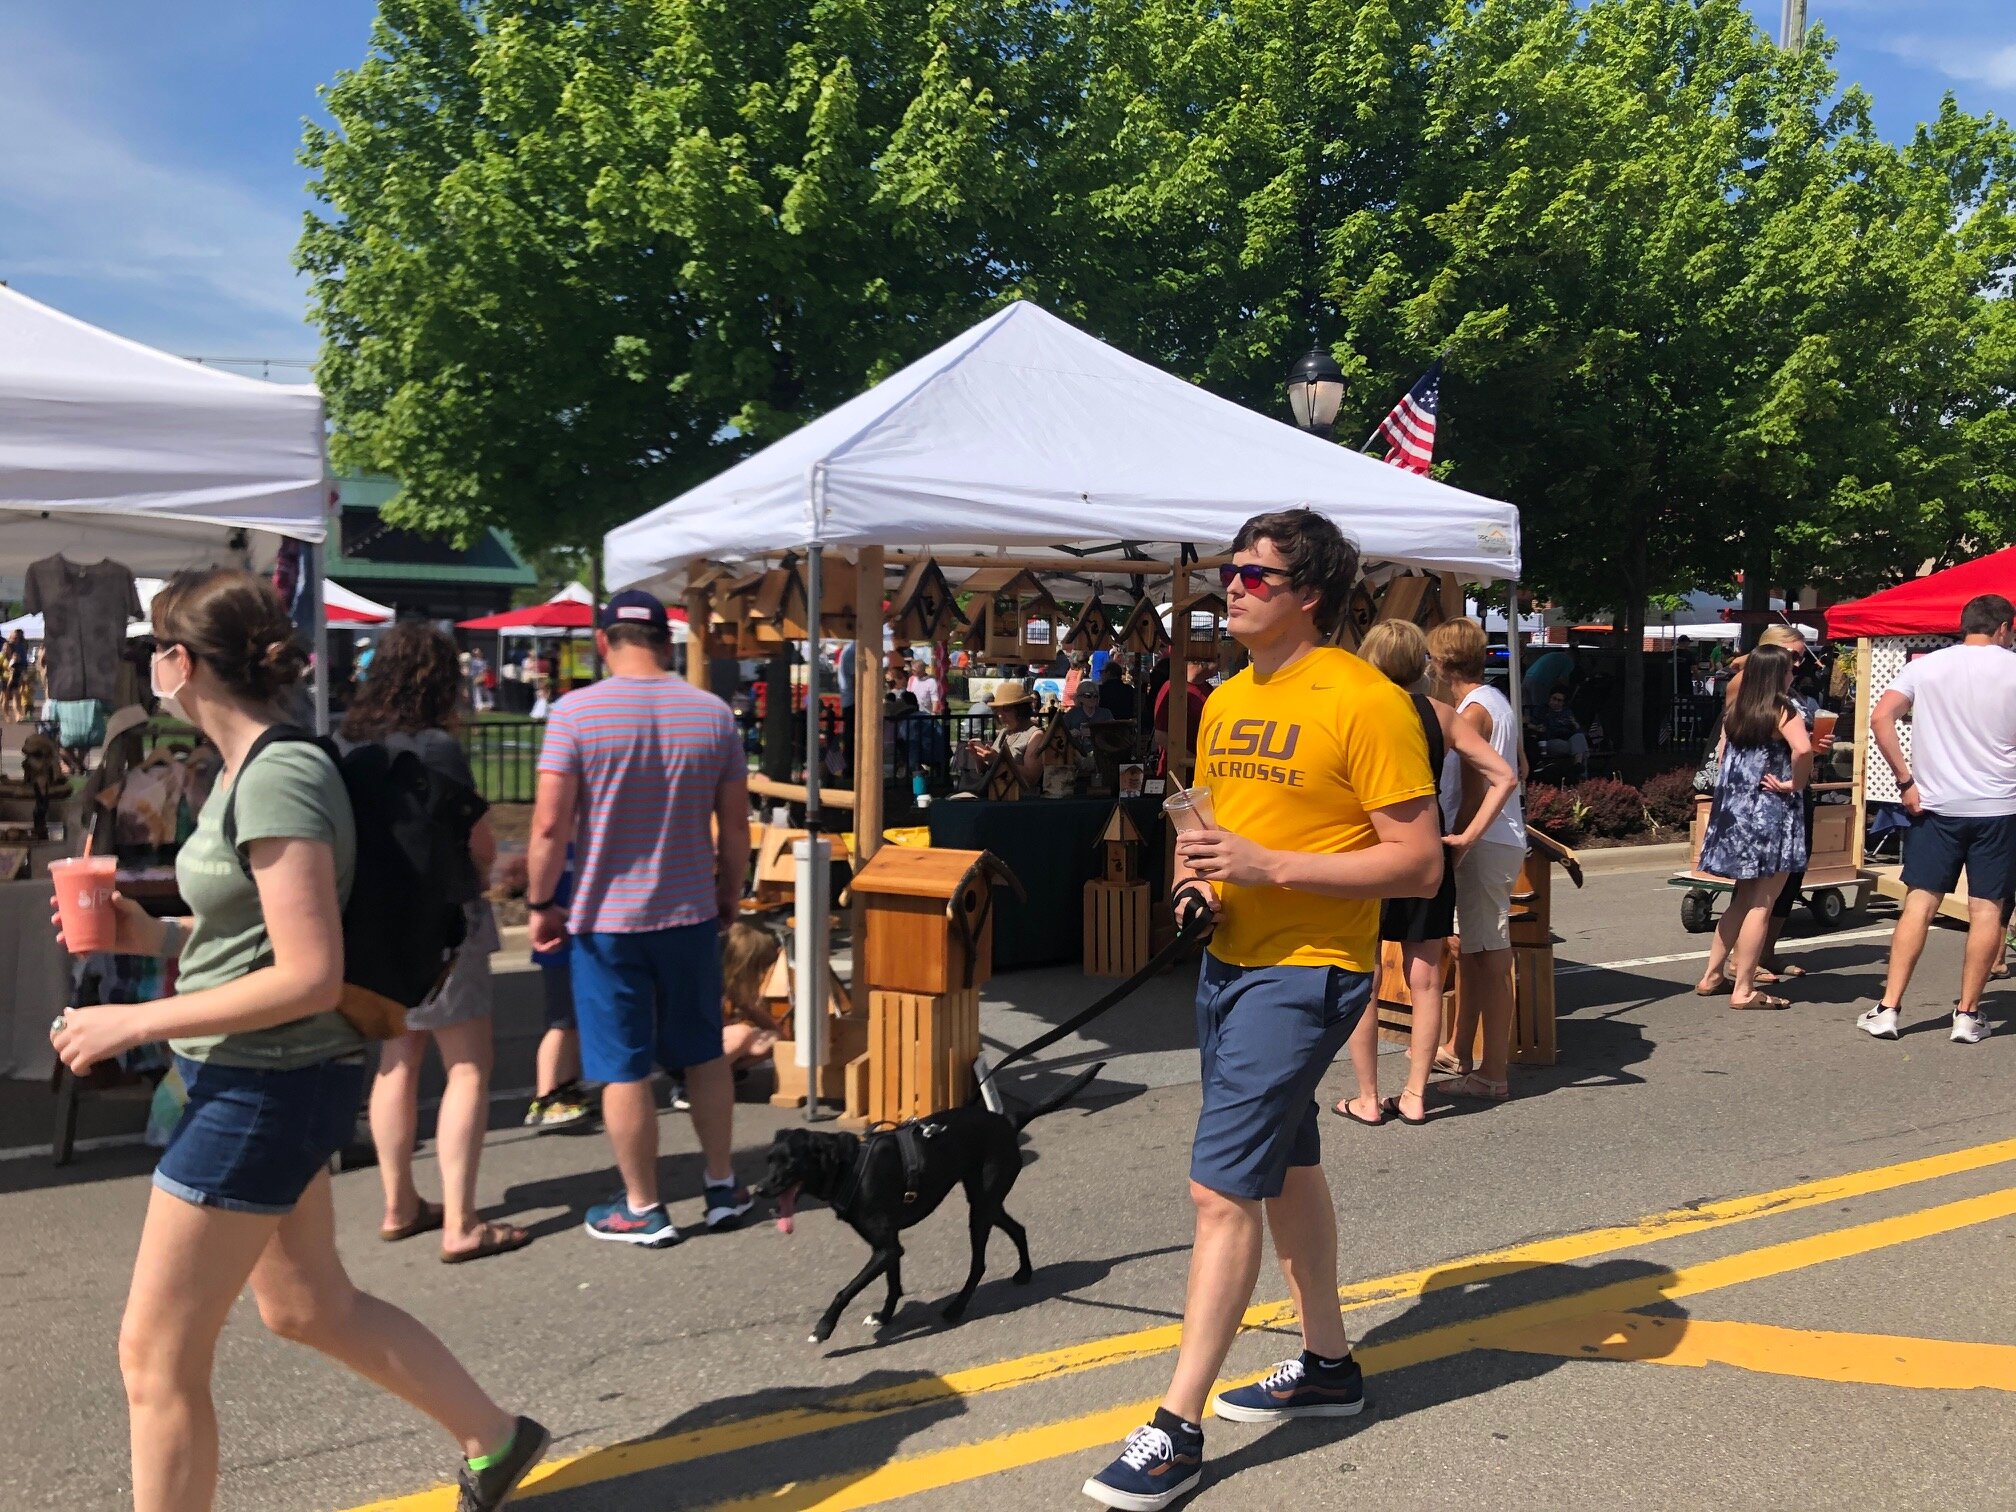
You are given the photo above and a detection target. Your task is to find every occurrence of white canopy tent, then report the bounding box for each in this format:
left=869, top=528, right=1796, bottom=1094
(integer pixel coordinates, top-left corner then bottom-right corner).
left=603, top=301, right=1526, bottom=1119
left=0, top=284, right=331, bottom=725
left=605, top=301, right=1519, bottom=587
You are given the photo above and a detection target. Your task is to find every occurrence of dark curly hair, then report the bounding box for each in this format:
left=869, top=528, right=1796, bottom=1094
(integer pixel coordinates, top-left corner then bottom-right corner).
left=150, top=569, right=308, bottom=703
left=341, top=622, right=464, bottom=739
left=1230, top=507, right=1361, bottom=635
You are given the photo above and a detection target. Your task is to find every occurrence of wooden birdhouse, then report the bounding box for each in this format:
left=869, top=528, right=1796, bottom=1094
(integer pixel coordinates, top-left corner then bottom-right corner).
left=1062, top=595, right=1116, bottom=654
left=769, top=552, right=859, bottom=640
left=1372, top=572, right=1443, bottom=631
left=1099, top=804, right=1145, bottom=883
left=888, top=557, right=966, bottom=643
left=1037, top=709, right=1076, bottom=766
left=1115, top=594, right=1171, bottom=655
left=977, top=750, right=1028, bottom=802
left=1176, top=588, right=1229, bottom=649
left=735, top=568, right=790, bottom=649
left=1340, top=579, right=1381, bottom=650
left=962, top=567, right=1060, bottom=663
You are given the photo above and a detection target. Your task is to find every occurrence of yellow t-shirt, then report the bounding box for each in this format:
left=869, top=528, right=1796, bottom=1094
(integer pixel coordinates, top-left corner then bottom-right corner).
left=1195, top=646, right=1435, bottom=971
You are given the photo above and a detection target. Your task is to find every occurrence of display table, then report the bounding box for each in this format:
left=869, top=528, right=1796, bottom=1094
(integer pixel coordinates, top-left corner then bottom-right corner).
left=1, top=878, right=68, bottom=1081
left=927, top=796, right=1165, bottom=970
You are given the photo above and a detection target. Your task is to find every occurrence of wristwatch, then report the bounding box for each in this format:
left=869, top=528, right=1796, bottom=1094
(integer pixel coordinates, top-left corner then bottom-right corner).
left=527, top=896, right=560, bottom=911
left=1895, top=776, right=1916, bottom=793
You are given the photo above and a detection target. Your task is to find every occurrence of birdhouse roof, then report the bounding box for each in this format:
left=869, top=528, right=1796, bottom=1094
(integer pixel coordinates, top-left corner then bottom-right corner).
left=962, top=566, right=1056, bottom=602
left=1100, top=805, right=1145, bottom=844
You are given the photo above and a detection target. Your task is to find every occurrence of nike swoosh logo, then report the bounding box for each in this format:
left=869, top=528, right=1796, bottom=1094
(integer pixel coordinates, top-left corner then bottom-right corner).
left=1311, top=684, right=1334, bottom=690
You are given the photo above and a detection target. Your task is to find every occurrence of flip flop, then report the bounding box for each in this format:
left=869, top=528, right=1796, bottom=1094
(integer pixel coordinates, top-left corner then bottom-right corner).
left=379, top=1199, right=445, bottom=1243
left=1382, top=1095, right=1431, bottom=1127
left=1729, top=993, right=1792, bottom=1010
left=1334, top=1097, right=1388, bottom=1127
left=440, top=1221, right=533, bottom=1265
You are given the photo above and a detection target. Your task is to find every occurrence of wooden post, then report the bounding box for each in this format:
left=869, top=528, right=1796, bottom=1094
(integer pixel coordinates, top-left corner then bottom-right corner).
left=852, top=546, right=885, bottom=864
left=1851, top=636, right=1870, bottom=872
left=684, top=556, right=710, bottom=689
left=1437, top=571, right=1463, bottom=624
left=1168, top=556, right=1192, bottom=785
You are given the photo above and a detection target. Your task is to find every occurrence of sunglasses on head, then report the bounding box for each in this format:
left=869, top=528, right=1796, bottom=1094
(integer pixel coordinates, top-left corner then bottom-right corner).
left=1218, top=562, right=1294, bottom=592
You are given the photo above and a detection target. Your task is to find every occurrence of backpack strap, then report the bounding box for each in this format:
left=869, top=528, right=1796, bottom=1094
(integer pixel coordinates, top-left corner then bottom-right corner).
left=220, top=724, right=316, bottom=879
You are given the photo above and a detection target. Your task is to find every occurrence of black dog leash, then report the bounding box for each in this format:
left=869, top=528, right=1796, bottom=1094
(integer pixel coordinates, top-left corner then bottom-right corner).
left=977, top=888, right=1215, bottom=1088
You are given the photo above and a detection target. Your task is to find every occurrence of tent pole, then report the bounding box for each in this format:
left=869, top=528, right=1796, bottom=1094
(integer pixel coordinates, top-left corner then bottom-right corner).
left=852, top=545, right=885, bottom=865
left=305, top=542, right=328, bottom=736
left=1505, top=577, right=1524, bottom=776
left=1168, top=555, right=1192, bottom=784
left=797, top=545, right=827, bottom=1123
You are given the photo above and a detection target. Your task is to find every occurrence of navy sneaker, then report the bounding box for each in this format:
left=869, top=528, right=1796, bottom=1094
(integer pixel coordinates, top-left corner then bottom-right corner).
left=704, top=1180, right=754, bottom=1230
left=1081, top=1415, right=1203, bottom=1510
left=584, top=1196, right=680, bottom=1248
left=1213, top=1352, right=1365, bottom=1422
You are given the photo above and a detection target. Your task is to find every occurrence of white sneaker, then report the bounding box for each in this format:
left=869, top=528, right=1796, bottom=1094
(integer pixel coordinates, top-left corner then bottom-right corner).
left=1857, top=1005, right=1900, bottom=1040
left=1951, top=1011, right=1990, bottom=1045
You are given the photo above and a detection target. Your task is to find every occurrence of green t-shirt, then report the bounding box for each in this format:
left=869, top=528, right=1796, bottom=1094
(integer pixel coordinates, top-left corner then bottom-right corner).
left=171, top=740, right=363, bottom=1069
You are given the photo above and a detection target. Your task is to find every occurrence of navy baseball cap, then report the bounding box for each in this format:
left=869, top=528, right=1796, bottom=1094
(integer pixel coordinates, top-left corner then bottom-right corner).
left=600, top=588, right=669, bottom=633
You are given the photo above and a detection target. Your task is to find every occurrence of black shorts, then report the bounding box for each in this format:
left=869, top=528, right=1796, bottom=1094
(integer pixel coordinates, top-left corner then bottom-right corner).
left=1900, top=812, right=2016, bottom=902
left=538, top=961, right=575, bottom=1030
left=1381, top=845, right=1456, bottom=942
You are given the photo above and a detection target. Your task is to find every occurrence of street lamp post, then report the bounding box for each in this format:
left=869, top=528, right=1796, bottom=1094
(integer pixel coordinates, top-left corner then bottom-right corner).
left=1284, top=346, right=1345, bottom=436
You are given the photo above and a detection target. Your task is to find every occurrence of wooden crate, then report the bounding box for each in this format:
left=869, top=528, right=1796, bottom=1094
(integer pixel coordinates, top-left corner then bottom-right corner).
left=863, top=988, right=979, bottom=1124
left=1373, top=938, right=1556, bottom=1068
left=1084, top=879, right=1151, bottom=977
left=772, top=1012, right=867, bottom=1107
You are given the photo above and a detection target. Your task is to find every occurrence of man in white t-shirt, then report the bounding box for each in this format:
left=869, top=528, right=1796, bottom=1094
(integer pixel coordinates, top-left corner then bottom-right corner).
left=1863, top=593, right=2016, bottom=1044
left=906, top=662, right=943, bottom=715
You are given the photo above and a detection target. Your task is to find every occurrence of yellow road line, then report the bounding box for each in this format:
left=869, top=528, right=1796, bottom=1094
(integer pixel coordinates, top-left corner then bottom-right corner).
left=1498, top=1310, right=2016, bottom=1392
left=692, top=1184, right=2016, bottom=1511
left=345, top=1134, right=2016, bottom=1511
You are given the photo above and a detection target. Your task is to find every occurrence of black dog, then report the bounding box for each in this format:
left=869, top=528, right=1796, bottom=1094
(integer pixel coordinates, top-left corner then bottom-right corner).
left=758, top=1065, right=1102, bottom=1343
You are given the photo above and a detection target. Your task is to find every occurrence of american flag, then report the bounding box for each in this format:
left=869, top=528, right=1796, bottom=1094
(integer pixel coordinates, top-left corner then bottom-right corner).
left=1375, top=359, right=1441, bottom=474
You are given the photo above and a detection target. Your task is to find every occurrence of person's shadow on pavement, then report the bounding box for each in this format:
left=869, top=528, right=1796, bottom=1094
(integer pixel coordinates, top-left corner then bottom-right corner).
left=1204, top=1255, right=1687, bottom=1493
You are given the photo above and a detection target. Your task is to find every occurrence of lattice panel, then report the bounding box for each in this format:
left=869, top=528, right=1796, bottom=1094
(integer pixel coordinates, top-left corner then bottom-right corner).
left=1862, top=635, right=1954, bottom=804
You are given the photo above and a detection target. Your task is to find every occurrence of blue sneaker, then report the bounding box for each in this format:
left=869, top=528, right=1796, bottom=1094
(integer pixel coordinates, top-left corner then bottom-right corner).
left=1081, top=1417, right=1203, bottom=1510
left=1213, top=1352, right=1365, bottom=1422
left=704, top=1180, right=754, bottom=1230
left=584, top=1196, right=680, bottom=1248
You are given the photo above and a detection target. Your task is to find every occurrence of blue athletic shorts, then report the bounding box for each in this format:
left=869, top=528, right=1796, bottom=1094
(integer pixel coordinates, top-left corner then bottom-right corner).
left=1190, top=955, right=1371, bottom=1200
left=1900, top=811, right=2016, bottom=901
left=571, top=922, right=725, bottom=1084
left=154, top=1055, right=365, bottom=1215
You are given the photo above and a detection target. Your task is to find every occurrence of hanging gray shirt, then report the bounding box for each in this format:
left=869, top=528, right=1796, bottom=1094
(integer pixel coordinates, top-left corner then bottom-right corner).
left=24, top=555, right=141, bottom=703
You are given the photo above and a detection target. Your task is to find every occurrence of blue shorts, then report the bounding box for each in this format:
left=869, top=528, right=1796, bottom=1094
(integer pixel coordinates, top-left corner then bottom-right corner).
left=572, top=923, right=725, bottom=1084
left=1901, top=812, right=2016, bottom=901
left=154, top=1055, right=365, bottom=1215
left=1190, top=955, right=1371, bottom=1200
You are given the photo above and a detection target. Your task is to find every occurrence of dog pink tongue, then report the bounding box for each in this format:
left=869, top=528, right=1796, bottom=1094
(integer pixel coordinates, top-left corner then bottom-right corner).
left=776, top=1188, right=797, bottom=1236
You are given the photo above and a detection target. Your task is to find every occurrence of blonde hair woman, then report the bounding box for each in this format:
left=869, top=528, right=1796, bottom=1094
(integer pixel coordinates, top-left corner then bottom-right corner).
left=1335, top=620, right=1519, bottom=1125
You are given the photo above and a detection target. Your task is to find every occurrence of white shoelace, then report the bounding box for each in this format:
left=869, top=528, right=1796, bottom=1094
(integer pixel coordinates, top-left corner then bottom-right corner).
left=1119, top=1426, right=1174, bottom=1470
left=1257, top=1357, right=1307, bottom=1393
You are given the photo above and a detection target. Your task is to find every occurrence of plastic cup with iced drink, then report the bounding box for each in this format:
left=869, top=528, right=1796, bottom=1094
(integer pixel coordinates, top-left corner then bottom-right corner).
left=50, top=855, right=119, bottom=955
left=1163, top=785, right=1216, bottom=833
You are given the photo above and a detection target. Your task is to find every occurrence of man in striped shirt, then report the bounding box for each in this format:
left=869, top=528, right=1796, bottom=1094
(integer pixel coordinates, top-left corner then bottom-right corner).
left=527, top=590, right=752, bottom=1248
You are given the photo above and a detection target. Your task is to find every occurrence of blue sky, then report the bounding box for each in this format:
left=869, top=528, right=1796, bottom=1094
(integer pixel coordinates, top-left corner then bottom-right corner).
left=1, top=1, right=2011, bottom=367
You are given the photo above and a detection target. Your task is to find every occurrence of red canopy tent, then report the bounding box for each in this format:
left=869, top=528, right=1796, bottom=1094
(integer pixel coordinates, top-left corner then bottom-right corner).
left=456, top=595, right=686, bottom=632
left=1825, top=547, right=2016, bottom=639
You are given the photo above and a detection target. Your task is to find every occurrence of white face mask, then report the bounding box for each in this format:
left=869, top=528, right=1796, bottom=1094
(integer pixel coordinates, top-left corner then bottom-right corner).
left=150, top=647, right=189, bottom=724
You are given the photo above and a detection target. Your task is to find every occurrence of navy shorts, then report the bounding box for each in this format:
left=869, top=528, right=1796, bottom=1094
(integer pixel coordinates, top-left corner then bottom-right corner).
left=1190, top=955, right=1371, bottom=1200
left=1900, top=812, right=2016, bottom=901
left=572, top=922, right=725, bottom=1084
left=154, top=1055, right=366, bottom=1216
left=538, top=960, right=576, bottom=1030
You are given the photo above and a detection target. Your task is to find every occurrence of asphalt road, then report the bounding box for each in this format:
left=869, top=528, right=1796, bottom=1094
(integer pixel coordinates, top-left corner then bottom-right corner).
left=6, top=858, right=2015, bottom=1511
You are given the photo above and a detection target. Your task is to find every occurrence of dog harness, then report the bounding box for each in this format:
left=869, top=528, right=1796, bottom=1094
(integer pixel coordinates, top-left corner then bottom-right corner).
left=831, top=1118, right=942, bottom=1223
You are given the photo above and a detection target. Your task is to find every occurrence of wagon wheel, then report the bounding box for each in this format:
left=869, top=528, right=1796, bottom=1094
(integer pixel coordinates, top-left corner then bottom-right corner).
left=1679, top=889, right=1716, bottom=934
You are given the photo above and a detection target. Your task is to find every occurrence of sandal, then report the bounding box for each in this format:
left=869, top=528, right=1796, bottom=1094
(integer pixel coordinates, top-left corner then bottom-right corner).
left=1756, top=965, right=1806, bottom=983
left=379, top=1199, right=445, bottom=1243
left=1431, top=1050, right=1470, bottom=1078
left=1434, top=1072, right=1510, bottom=1102
left=440, top=1221, right=533, bottom=1265
left=1334, top=1097, right=1388, bottom=1127
left=1383, top=1094, right=1431, bottom=1127
left=1729, top=993, right=1792, bottom=1010
left=1694, top=976, right=1730, bottom=997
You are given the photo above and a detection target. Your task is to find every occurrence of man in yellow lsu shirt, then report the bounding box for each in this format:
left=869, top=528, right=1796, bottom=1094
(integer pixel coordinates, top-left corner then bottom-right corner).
left=1083, top=509, right=1440, bottom=1512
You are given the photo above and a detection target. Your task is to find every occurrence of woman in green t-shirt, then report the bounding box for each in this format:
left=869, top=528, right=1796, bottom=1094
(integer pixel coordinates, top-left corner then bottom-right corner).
left=49, top=569, right=545, bottom=1512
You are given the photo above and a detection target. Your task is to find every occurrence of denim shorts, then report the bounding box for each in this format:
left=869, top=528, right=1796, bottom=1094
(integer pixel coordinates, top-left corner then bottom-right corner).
left=571, top=922, right=725, bottom=1083
left=154, top=1055, right=366, bottom=1216
left=1190, top=955, right=1370, bottom=1200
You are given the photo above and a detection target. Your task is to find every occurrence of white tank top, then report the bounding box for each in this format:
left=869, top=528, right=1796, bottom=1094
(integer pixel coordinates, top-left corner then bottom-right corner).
left=1458, top=685, right=1526, bottom=847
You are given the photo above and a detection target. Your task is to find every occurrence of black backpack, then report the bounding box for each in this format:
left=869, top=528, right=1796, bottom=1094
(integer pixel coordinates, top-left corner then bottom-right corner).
left=224, top=725, right=488, bottom=1038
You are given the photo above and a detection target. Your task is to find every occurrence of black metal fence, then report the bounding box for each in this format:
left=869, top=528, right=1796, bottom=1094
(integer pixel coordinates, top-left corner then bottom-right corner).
left=461, top=718, right=547, bottom=804
left=731, top=706, right=1004, bottom=794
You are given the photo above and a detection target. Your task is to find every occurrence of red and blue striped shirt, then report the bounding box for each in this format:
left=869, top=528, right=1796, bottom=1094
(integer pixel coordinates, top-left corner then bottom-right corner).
left=538, top=675, right=741, bottom=935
